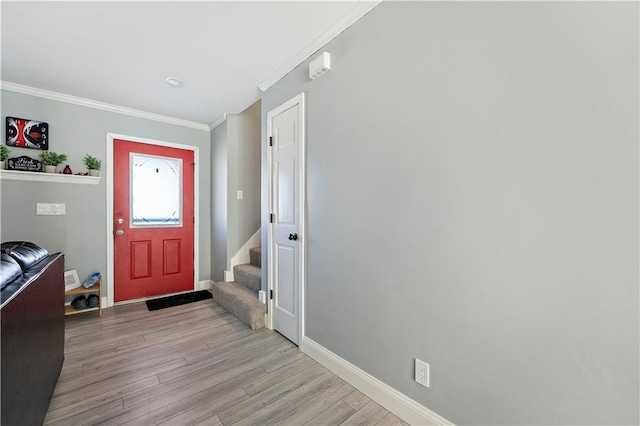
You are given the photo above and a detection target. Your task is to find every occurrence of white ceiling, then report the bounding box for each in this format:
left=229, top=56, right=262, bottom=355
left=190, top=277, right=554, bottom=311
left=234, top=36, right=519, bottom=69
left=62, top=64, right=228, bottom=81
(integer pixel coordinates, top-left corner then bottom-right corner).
left=1, top=1, right=371, bottom=127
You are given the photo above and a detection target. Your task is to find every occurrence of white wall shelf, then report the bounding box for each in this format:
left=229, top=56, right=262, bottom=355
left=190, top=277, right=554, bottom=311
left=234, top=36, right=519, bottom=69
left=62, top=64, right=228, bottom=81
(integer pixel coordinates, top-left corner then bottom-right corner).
left=0, top=169, right=100, bottom=185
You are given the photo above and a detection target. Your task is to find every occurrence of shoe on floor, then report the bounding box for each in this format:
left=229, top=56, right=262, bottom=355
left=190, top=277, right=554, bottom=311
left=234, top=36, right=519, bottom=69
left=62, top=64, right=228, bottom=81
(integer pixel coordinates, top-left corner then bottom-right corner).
left=71, top=295, right=87, bottom=310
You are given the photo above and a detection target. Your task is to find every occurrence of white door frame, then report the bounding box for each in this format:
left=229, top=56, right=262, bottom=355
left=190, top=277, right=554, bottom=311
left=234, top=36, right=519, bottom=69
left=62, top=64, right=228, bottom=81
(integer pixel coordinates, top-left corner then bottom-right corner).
left=106, top=132, right=200, bottom=308
left=267, top=93, right=306, bottom=348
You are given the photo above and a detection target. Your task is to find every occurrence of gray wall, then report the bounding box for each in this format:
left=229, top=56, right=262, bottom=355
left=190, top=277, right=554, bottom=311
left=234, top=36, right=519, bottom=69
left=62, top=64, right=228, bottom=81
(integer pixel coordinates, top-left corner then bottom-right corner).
left=211, top=120, right=228, bottom=281
left=210, top=100, right=261, bottom=280
left=227, top=100, right=262, bottom=264
left=1, top=90, right=211, bottom=298
left=261, top=2, right=639, bottom=425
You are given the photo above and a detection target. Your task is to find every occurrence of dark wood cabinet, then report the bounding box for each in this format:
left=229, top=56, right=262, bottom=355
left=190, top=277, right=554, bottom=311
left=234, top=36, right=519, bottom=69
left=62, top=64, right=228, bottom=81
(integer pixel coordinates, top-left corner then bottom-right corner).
left=1, top=254, right=65, bottom=426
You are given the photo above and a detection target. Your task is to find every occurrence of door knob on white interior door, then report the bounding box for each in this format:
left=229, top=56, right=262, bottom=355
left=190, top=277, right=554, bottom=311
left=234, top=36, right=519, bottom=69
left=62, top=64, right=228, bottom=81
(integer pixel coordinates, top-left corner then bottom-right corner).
left=288, top=233, right=298, bottom=241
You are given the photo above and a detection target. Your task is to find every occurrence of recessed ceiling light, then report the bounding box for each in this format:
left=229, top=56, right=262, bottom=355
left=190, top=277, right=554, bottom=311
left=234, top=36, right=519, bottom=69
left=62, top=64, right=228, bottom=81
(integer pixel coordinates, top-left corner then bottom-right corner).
left=165, top=77, right=184, bottom=87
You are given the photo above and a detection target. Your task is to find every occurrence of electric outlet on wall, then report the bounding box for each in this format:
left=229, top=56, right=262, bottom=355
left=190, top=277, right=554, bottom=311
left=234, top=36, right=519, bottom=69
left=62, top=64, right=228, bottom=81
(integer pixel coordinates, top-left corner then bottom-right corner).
left=415, top=358, right=430, bottom=388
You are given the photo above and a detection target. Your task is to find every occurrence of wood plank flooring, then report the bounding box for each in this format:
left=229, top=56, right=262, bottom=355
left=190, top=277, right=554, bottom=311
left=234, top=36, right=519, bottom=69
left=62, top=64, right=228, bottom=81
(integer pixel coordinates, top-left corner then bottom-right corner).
left=45, top=298, right=408, bottom=426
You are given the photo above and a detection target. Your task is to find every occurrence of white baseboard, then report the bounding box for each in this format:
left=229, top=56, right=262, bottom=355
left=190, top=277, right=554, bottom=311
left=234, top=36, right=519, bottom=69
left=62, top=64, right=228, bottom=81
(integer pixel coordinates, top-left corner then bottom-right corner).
left=258, top=290, right=267, bottom=304
left=224, top=270, right=234, bottom=282
left=197, top=280, right=212, bottom=291
left=302, top=337, right=453, bottom=426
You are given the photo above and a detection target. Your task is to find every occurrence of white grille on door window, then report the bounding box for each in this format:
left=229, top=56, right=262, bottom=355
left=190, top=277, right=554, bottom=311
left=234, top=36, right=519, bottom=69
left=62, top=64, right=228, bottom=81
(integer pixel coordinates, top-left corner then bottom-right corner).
left=130, top=153, right=183, bottom=226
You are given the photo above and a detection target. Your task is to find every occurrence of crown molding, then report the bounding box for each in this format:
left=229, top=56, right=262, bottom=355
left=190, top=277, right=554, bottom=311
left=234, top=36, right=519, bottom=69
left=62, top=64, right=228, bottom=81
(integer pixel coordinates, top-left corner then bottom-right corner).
left=258, top=0, right=382, bottom=92
left=0, top=81, right=210, bottom=132
left=208, top=113, right=228, bottom=131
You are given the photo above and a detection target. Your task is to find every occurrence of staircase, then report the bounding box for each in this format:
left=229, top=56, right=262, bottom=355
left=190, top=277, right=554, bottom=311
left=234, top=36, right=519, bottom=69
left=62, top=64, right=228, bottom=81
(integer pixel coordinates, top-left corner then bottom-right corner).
left=212, top=247, right=266, bottom=330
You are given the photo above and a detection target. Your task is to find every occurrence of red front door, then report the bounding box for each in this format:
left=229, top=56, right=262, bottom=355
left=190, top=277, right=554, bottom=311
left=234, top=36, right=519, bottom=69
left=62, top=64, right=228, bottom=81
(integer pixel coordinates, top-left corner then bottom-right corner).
left=114, top=139, right=194, bottom=302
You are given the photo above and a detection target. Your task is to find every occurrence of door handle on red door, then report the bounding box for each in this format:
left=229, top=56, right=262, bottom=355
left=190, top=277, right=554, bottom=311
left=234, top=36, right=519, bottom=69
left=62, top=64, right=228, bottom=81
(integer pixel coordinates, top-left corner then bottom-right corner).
left=288, top=233, right=298, bottom=241
left=115, top=230, right=124, bottom=236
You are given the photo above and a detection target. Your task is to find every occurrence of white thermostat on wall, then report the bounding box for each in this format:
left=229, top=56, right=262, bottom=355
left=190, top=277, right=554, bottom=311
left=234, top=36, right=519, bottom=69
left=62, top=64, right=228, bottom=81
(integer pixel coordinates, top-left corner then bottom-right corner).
left=309, top=52, right=331, bottom=80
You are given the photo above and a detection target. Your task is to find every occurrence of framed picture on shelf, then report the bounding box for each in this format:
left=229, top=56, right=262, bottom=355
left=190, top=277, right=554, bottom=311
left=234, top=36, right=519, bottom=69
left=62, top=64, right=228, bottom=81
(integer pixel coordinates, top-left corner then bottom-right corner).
left=64, top=270, right=81, bottom=292
left=6, top=117, right=49, bottom=150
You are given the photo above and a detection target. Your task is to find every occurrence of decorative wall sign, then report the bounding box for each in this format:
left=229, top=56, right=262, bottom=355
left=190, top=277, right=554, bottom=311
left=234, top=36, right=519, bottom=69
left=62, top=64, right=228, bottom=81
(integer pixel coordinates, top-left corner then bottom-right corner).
left=6, top=117, right=49, bottom=150
left=7, top=156, right=44, bottom=172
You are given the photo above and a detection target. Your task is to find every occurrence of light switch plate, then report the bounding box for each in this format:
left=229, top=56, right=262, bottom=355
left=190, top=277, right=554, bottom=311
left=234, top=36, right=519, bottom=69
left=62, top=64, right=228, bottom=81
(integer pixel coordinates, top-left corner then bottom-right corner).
left=237, top=190, right=243, bottom=200
left=37, top=203, right=66, bottom=215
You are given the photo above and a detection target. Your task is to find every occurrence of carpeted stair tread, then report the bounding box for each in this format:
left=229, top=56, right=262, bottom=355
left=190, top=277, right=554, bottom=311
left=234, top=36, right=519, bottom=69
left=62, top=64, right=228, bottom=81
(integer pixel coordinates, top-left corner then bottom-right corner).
left=249, top=247, right=261, bottom=268
left=233, top=264, right=261, bottom=292
left=211, top=281, right=265, bottom=330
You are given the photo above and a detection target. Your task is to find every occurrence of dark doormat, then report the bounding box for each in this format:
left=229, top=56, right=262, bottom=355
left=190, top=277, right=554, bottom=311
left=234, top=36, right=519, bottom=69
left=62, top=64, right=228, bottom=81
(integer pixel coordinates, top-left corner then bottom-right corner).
left=146, top=290, right=212, bottom=311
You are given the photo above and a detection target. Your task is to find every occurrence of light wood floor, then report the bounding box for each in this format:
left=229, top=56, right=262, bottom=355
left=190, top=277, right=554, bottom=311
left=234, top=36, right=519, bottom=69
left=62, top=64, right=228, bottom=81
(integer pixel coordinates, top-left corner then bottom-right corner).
left=45, top=298, right=408, bottom=426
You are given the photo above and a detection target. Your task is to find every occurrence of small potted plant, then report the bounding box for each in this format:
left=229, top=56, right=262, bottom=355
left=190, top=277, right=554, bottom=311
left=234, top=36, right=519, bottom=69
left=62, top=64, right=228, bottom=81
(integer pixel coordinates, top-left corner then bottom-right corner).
left=0, top=145, right=10, bottom=170
left=39, top=151, right=68, bottom=173
left=83, top=154, right=101, bottom=176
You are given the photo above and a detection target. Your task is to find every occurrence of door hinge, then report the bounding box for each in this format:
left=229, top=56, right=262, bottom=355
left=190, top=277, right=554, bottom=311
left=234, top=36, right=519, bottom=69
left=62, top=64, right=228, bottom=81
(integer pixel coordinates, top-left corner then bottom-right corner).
left=270, top=290, right=273, bottom=300
left=269, top=136, right=273, bottom=147
left=270, top=213, right=274, bottom=223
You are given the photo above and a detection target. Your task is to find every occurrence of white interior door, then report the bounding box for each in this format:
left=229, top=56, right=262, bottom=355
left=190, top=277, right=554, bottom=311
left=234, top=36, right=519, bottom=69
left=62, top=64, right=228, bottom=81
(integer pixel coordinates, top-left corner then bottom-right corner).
left=268, top=93, right=305, bottom=345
